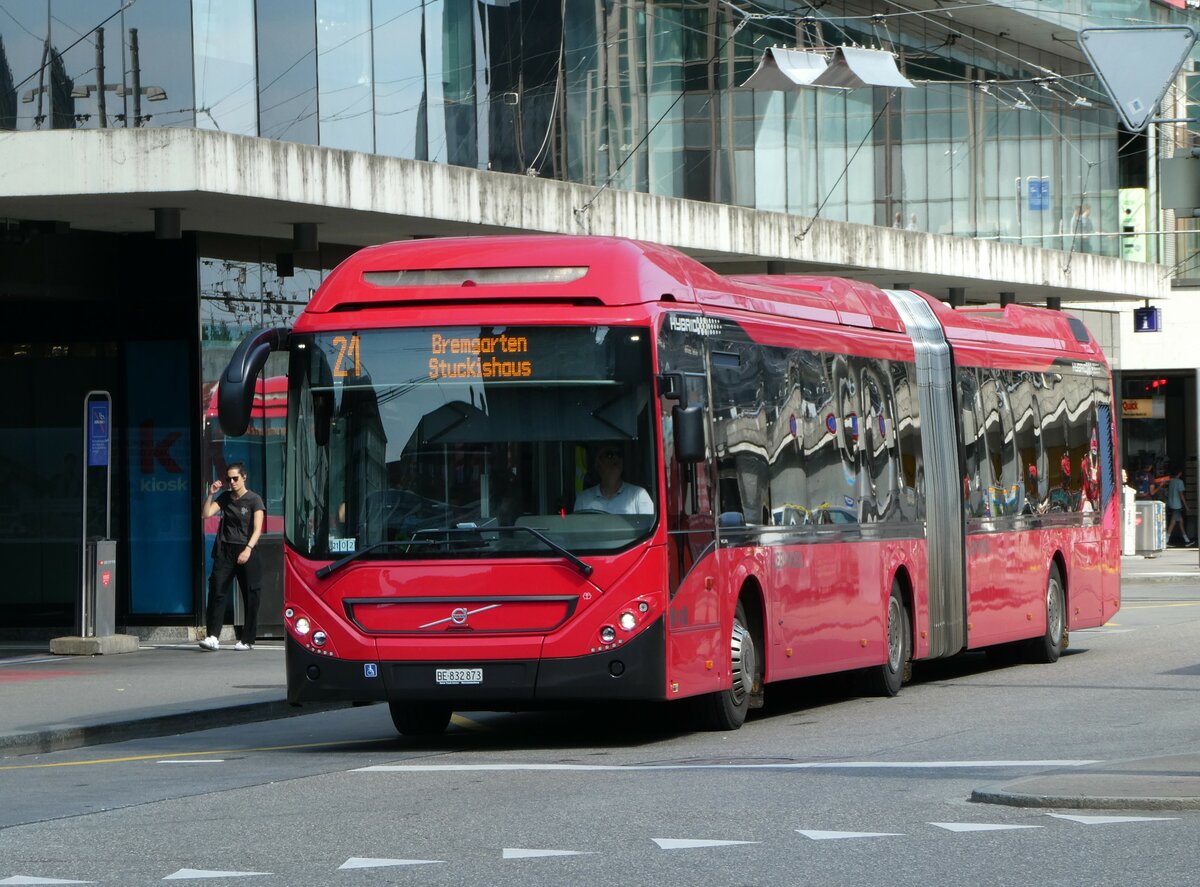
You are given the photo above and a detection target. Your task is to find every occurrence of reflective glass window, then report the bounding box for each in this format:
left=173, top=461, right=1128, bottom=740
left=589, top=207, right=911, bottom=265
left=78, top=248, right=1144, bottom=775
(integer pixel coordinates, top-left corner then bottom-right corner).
left=0, top=1, right=50, bottom=130
left=194, top=0, right=257, bottom=134
left=123, top=1, right=195, bottom=128
left=257, top=0, right=317, bottom=143
left=374, top=0, right=428, bottom=159
left=316, top=0, right=374, bottom=152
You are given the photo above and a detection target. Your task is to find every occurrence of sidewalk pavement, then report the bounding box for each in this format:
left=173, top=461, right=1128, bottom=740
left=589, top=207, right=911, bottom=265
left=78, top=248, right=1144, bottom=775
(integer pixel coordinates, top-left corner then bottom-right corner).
left=0, top=637, right=345, bottom=758
left=1, top=553, right=1197, bottom=811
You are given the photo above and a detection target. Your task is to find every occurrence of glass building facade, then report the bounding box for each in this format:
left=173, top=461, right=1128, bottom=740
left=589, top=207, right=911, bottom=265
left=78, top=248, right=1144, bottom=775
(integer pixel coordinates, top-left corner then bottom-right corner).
left=0, top=0, right=1190, bottom=630
left=3, top=1, right=1191, bottom=256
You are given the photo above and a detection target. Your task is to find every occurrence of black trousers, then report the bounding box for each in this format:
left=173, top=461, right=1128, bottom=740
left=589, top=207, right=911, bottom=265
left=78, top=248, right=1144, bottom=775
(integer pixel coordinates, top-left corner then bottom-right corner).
left=205, top=542, right=262, bottom=644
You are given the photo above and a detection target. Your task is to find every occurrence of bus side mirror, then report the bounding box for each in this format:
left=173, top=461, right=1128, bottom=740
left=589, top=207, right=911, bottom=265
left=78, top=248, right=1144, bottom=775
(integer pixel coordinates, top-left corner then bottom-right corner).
left=218, top=327, right=290, bottom=436
left=672, top=404, right=706, bottom=463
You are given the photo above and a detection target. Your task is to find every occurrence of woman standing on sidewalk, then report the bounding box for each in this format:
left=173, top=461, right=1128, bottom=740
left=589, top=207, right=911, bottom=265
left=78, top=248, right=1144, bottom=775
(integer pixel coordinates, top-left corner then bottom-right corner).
left=199, top=462, right=265, bottom=651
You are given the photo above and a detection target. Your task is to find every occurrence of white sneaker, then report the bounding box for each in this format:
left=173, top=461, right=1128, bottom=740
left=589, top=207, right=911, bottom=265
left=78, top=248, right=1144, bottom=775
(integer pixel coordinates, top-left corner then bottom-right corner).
left=234, top=641, right=253, bottom=651
left=198, top=635, right=219, bottom=651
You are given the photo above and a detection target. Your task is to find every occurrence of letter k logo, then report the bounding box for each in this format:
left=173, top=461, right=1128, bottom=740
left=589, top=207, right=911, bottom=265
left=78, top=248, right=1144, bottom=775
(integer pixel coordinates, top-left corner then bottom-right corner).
left=139, top=421, right=182, bottom=474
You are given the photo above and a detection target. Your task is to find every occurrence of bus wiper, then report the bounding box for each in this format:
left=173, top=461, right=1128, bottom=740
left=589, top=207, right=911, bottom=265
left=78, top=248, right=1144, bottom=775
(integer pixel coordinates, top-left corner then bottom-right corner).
left=408, top=525, right=594, bottom=577
left=314, top=526, right=594, bottom=579
left=503, top=524, right=594, bottom=577
left=315, top=541, right=408, bottom=579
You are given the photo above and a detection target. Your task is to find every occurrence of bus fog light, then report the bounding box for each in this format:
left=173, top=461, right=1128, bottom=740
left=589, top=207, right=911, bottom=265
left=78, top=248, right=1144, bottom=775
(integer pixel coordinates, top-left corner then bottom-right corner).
left=312, top=631, right=327, bottom=647
left=295, top=617, right=311, bottom=635
left=285, top=607, right=294, bottom=619
left=600, top=626, right=616, bottom=644
left=619, top=612, right=637, bottom=631
left=638, top=601, right=649, bottom=613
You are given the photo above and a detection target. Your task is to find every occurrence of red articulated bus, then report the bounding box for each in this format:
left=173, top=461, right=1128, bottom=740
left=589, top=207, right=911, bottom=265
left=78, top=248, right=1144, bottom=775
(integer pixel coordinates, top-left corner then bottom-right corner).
left=218, top=235, right=1120, bottom=736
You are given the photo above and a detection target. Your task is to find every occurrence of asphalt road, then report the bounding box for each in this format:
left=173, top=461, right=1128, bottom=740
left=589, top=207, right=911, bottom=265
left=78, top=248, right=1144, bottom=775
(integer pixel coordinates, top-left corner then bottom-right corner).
left=2, top=583, right=1198, bottom=886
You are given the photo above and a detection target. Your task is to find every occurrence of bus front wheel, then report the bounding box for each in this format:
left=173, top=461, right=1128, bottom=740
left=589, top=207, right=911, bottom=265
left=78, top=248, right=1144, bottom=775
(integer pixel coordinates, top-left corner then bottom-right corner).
left=695, top=600, right=757, bottom=731
left=389, top=701, right=453, bottom=737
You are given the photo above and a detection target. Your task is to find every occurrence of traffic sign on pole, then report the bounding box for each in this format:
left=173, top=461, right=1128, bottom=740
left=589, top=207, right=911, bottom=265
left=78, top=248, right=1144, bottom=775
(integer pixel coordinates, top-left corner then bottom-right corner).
left=1078, top=26, right=1197, bottom=131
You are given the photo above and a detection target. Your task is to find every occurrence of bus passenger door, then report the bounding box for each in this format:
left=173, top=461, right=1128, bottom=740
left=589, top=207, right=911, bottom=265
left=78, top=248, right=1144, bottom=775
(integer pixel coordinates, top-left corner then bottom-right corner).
left=658, top=323, right=722, bottom=701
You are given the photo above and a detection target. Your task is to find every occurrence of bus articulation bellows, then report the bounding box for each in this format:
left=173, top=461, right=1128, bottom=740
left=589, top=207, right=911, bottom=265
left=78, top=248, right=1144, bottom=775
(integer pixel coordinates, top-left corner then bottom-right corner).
left=218, top=235, right=1120, bottom=736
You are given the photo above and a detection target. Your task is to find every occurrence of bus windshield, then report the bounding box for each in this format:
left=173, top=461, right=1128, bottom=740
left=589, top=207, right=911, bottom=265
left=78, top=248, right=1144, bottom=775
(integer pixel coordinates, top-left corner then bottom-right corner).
left=286, top=325, right=657, bottom=561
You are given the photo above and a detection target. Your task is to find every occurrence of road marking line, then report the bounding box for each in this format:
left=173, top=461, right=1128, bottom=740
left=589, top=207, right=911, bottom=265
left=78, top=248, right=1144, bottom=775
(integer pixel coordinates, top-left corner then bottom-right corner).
left=930, top=822, right=1043, bottom=832
left=450, top=713, right=490, bottom=731
left=163, top=869, right=270, bottom=880
left=503, top=849, right=595, bottom=859
left=156, top=759, right=225, bottom=764
left=653, top=838, right=759, bottom=850
left=1046, top=813, right=1178, bottom=825
left=338, top=858, right=442, bottom=869
left=1121, top=602, right=1200, bottom=610
left=797, top=830, right=902, bottom=840
left=355, top=760, right=1100, bottom=773
left=0, top=737, right=394, bottom=771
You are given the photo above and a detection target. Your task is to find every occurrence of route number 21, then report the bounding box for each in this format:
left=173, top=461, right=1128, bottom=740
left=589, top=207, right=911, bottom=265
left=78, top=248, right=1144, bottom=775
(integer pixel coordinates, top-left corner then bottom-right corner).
left=332, top=334, right=362, bottom=379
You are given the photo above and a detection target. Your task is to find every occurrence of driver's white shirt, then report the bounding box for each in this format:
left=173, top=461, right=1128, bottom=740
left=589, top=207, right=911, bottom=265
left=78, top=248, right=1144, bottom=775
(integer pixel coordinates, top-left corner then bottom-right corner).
left=574, top=482, right=653, bottom=515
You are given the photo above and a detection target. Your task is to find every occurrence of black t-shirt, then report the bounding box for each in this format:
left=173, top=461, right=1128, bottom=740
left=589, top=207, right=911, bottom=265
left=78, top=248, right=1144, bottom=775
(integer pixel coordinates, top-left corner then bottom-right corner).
left=215, top=490, right=266, bottom=546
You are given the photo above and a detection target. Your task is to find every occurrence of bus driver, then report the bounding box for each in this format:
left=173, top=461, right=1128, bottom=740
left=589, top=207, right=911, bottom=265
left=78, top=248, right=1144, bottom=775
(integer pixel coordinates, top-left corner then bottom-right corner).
left=574, top=445, right=653, bottom=515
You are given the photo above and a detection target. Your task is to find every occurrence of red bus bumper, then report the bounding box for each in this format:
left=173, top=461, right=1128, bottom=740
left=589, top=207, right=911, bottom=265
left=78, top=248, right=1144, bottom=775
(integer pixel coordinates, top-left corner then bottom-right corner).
left=285, top=617, right=667, bottom=706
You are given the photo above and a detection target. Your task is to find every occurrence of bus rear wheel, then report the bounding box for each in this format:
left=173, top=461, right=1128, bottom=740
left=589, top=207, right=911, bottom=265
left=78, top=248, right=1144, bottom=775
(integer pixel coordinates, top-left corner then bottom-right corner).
left=1028, top=566, right=1066, bottom=664
left=389, top=701, right=453, bottom=737
left=868, top=584, right=910, bottom=697
left=695, top=600, right=757, bottom=731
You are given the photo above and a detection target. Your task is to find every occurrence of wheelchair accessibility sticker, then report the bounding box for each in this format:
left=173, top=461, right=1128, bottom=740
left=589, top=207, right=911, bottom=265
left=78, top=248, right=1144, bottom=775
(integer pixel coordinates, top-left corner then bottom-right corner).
left=364, top=663, right=379, bottom=678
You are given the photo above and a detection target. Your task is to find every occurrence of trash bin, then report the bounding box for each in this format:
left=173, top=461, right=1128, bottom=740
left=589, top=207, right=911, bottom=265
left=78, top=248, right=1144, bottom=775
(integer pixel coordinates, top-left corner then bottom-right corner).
left=1121, top=487, right=1137, bottom=556
left=1134, top=500, right=1166, bottom=555
left=85, top=538, right=118, bottom=637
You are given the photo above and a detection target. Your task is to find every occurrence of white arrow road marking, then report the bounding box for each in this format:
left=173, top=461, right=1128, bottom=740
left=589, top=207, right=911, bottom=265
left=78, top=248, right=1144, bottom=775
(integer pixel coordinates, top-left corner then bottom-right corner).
left=356, top=760, right=1098, bottom=773
left=162, top=870, right=271, bottom=880
left=796, top=830, right=903, bottom=840
left=1045, top=814, right=1179, bottom=825
left=0, top=878, right=95, bottom=885
left=930, top=823, right=1044, bottom=833
left=502, top=849, right=596, bottom=859
left=652, top=839, right=760, bottom=850
left=338, top=859, right=443, bottom=870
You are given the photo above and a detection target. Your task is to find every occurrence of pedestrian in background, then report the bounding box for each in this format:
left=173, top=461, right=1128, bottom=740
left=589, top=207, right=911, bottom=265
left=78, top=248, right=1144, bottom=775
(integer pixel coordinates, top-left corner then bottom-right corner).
left=199, top=462, right=265, bottom=651
left=1165, top=466, right=1192, bottom=547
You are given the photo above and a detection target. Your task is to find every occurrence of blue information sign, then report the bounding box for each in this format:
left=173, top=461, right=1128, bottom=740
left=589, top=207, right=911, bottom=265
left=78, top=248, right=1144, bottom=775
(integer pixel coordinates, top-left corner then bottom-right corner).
left=1027, top=178, right=1050, bottom=212
left=87, top=401, right=110, bottom=467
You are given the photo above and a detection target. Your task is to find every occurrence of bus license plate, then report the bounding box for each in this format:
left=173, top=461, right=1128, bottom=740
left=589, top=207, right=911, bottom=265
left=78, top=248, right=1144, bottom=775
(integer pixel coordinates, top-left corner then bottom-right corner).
left=436, top=667, right=483, bottom=685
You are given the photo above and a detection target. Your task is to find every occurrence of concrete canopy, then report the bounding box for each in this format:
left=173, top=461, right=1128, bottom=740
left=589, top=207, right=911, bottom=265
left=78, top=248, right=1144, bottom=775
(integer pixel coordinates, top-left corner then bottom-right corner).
left=0, top=128, right=1169, bottom=305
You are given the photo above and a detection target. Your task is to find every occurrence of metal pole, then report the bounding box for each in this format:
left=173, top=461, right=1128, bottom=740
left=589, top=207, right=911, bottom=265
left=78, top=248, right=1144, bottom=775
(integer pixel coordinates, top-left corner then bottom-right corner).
left=130, top=27, right=141, bottom=126
left=95, top=27, right=106, bottom=128
left=81, top=391, right=112, bottom=638
left=80, top=396, right=88, bottom=636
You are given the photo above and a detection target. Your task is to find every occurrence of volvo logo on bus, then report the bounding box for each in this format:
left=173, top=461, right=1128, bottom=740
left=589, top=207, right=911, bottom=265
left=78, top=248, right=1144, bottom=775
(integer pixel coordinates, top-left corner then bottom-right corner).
left=418, top=603, right=502, bottom=630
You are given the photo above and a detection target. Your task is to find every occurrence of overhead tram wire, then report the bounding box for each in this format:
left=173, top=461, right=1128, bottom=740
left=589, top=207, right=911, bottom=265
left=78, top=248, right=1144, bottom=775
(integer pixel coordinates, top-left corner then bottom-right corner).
left=575, top=11, right=751, bottom=222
